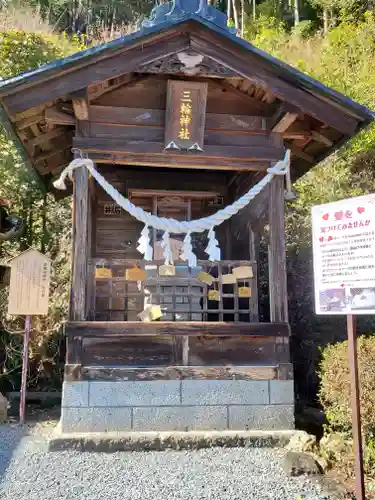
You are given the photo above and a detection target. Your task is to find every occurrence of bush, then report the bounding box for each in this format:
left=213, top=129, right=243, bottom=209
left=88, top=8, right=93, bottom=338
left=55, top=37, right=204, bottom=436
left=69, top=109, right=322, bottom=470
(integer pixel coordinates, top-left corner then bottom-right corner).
left=0, top=24, right=83, bottom=392
left=319, top=336, right=375, bottom=437
left=319, top=336, right=375, bottom=477
left=0, top=29, right=84, bottom=80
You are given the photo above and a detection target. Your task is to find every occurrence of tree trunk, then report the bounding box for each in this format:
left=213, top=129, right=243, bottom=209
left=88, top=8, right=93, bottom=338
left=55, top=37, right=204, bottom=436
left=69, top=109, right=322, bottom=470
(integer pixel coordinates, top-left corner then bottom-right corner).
left=294, top=0, right=300, bottom=26
left=232, top=0, right=239, bottom=31
left=41, top=194, right=47, bottom=254
left=252, top=0, right=256, bottom=20
left=227, top=0, right=232, bottom=21
left=240, top=0, right=244, bottom=37
left=323, top=8, right=329, bottom=35
left=110, top=5, right=116, bottom=39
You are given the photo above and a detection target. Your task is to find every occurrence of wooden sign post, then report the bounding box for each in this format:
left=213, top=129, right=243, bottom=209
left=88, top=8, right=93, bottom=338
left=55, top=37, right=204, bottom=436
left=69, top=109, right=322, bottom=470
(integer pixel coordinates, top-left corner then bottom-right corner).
left=7, top=248, right=51, bottom=424
left=311, top=194, right=375, bottom=500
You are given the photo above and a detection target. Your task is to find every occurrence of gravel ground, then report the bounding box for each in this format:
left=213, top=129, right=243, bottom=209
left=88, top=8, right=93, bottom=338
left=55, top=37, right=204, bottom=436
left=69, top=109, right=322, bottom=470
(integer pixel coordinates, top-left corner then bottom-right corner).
left=0, top=423, right=341, bottom=500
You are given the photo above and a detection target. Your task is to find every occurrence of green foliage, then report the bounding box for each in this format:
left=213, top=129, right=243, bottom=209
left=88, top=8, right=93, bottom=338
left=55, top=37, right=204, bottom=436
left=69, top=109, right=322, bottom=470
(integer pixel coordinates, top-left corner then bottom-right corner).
left=248, top=12, right=375, bottom=249
left=291, top=19, right=316, bottom=38
left=247, top=12, right=375, bottom=415
left=0, top=30, right=83, bottom=79
left=319, top=337, right=375, bottom=435
left=0, top=28, right=82, bottom=392
left=318, top=337, right=375, bottom=476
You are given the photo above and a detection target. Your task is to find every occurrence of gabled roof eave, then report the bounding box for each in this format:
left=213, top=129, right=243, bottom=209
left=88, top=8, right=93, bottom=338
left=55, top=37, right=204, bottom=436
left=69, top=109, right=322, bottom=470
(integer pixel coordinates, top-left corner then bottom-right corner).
left=0, top=14, right=373, bottom=125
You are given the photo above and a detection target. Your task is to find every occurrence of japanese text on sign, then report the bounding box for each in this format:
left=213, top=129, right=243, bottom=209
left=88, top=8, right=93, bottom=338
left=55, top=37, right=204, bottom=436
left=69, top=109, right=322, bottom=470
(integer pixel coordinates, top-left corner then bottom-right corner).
left=178, top=90, right=192, bottom=141
left=164, top=81, right=207, bottom=151
left=7, top=248, right=51, bottom=316
left=312, top=194, right=375, bottom=315
left=104, top=203, right=121, bottom=215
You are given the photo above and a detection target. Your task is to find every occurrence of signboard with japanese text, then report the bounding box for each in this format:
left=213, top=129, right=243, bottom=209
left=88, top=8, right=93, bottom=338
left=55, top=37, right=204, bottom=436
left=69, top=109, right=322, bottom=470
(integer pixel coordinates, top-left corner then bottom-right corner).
left=7, top=248, right=51, bottom=316
left=312, top=194, right=375, bottom=315
left=103, top=203, right=122, bottom=215
left=164, top=80, right=208, bottom=151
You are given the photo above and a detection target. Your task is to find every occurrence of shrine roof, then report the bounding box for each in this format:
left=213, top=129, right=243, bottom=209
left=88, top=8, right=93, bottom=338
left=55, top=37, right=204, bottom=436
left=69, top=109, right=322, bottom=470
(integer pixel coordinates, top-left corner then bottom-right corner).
left=0, top=0, right=373, bottom=190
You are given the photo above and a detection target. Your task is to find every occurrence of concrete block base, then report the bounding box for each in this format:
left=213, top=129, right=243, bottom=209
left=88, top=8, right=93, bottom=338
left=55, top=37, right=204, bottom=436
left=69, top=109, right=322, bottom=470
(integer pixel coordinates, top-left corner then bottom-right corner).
left=49, top=429, right=308, bottom=453
left=60, top=378, right=294, bottom=433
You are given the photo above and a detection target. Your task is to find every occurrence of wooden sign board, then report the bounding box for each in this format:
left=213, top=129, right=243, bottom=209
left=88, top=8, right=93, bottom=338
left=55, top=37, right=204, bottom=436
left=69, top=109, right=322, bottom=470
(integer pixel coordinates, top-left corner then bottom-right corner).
left=312, top=194, right=375, bottom=315
left=165, top=80, right=208, bottom=151
left=8, top=248, right=51, bottom=316
left=104, top=203, right=121, bottom=215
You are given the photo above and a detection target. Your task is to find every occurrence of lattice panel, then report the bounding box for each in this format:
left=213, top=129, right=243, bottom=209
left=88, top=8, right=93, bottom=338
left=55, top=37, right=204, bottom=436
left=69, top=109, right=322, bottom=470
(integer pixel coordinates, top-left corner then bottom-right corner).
left=88, top=259, right=258, bottom=322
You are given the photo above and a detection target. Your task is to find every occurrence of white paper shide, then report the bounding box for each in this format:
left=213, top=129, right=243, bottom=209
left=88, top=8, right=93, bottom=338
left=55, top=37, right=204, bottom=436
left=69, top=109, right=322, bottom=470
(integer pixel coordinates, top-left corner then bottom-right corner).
left=312, top=194, right=375, bottom=315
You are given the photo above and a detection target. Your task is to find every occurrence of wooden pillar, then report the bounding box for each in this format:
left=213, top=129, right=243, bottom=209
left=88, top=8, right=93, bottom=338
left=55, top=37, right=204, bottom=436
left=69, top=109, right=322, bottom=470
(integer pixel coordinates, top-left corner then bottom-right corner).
left=249, top=227, right=259, bottom=321
left=70, top=165, right=90, bottom=321
left=70, top=87, right=92, bottom=322
left=268, top=176, right=288, bottom=323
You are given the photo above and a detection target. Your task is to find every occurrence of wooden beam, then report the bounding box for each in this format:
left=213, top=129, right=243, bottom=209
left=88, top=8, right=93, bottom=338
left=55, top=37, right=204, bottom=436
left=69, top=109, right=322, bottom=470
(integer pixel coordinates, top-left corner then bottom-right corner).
left=66, top=334, right=83, bottom=364
left=311, top=130, right=333, bottom=147
left=190, top=32, right=360, bottom=135
left=70, top=153, right=89, bottom=321
left=65, top=321, right=290, bottom=337
left=89, top=105, right=266, bottom=132
left=64, top=364, right=294, bottom=382
left=45, top=106, right=75, bottom=125
left=74, top=152, right=274, bottom=171
left=35, top=148, right=69, bottom=164
left=211, top=80, right=274, bottom=115
left=272, top=112, right=299, bottom=133
left=3, top=34, right=190, bottom=116
left=41, top=161, right=70, bottom=175
left=34, top=136, right=72, bottom=164
left=268, top=176, right=288, bottom=323
left=289, top=144, right=314, bottom=163
left=16, top=114, right=44, bottom=130
left=29, top=123, right=50, bottom=152
left=248, top=228, right=259, bottom=321
left=71, top=89, right=89, bottom=121
left=268, top=102, right=302, bottom=131
left=27, top=127, right=65, bottom=147
left=129, top=189, right=221, bottom=199
left=283, top=132, right=309, bottom=140
left=88, top=73, right=135, bottom=101
left=73, top=137, right=285, bottom=162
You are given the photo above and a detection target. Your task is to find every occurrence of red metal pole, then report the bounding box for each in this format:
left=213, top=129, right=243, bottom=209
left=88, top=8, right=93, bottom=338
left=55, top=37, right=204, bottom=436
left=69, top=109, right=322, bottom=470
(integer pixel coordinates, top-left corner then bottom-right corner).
left=347, top=314, right=366, bottom=500
left=19, top=314, right=31, bottom=425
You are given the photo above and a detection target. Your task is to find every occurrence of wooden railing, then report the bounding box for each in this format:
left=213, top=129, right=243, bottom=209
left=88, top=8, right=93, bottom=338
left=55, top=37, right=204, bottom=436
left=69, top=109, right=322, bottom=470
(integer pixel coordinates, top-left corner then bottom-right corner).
left=65, top=321, right=291, bottom=373
left=87, top=259, right=258, bottom=323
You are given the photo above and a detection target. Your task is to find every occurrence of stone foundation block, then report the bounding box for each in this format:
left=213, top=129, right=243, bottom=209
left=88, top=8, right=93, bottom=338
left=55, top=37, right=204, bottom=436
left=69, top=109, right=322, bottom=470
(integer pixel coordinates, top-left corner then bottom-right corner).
left=182, top=380, right=269, bottom=405
left=62, top=381, right=89, bottom=407
left=133, top=405, right=227, bottom=431
left=89, top=380, right=181, bottom=407
left=270, top=380, right=294, bottom=404
left=229, top=405, right=294, bottom=430
left=61, top=407, right=132, bottom=433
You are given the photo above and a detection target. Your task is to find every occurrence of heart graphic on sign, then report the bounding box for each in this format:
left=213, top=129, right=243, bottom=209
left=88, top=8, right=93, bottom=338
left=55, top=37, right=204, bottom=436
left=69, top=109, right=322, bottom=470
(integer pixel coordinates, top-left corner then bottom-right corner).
left=340, top=283, right=345, bottom=288
left=328, top=236, right=333, bottom=241
left=357, top=206, right=365, bottom=214
left=319, top=237, right=324, bottom=242
left=322, top=213, right=329, bottom=220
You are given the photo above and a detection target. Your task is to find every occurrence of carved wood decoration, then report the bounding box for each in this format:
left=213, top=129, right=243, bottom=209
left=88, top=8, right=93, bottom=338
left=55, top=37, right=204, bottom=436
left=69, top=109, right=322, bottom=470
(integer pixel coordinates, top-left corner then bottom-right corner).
left=135, top=52, right=239, bottom=78
left=165, top=80, right=208, bottom=151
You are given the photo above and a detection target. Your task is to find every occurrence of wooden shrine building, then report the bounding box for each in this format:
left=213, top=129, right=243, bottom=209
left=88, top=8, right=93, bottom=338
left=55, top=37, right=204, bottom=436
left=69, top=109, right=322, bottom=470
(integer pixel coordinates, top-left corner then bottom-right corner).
left=0, top=0, right=373, bottom=433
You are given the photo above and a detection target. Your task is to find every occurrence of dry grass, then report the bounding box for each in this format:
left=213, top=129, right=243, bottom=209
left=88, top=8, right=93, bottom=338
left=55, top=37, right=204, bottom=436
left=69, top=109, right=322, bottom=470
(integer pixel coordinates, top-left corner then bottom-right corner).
left=93, top=19, right=140, bottom=44
left=0, top=7, right=52, bottom=34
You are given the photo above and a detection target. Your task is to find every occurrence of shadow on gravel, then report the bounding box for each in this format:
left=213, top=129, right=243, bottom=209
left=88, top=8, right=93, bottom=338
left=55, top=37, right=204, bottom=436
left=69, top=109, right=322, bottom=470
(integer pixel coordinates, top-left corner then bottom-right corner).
left=0, top=404, right=61, bottom=483
left=0, top=424, right=27, bottom=482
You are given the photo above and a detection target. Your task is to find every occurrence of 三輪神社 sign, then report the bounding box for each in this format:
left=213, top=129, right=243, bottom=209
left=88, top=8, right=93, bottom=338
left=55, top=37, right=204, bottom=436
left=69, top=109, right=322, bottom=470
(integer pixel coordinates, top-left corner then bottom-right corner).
left=312, top=194, right=375, bottom=315
left=164, top=80, right=208, bottom=151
